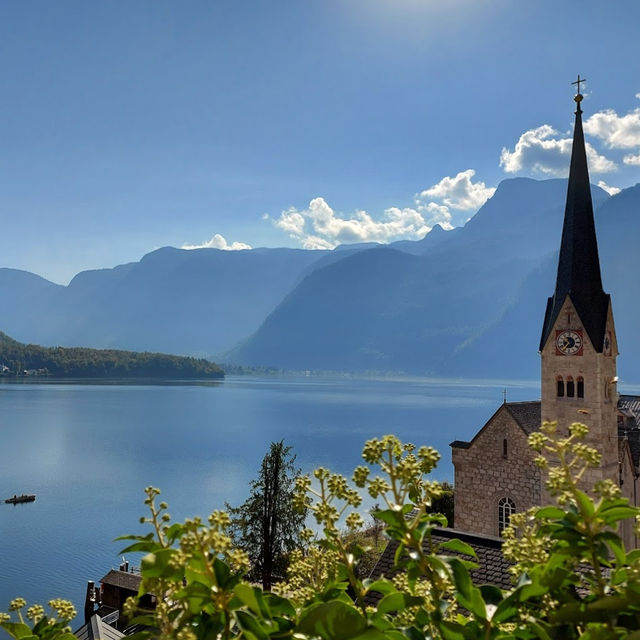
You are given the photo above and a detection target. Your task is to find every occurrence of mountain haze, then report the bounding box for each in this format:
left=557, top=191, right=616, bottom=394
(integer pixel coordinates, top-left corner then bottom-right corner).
left=0, top=247, right=327, bottom=356
left=228, top=178, right=611, bottom=373
left=3, top=177, right=639, bottom=381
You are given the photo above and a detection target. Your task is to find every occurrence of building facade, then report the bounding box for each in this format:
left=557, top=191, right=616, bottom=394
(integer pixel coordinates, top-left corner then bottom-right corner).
left=451, top=92, right=640, bottom=547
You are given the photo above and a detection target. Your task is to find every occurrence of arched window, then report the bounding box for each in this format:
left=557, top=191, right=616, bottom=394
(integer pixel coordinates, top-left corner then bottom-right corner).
left=557, top=376, right=564, bottom=397
left=502, top=438, right=508, bottom=458
left=566, top=376, right=575, bottom=398
left=498, top=497, right=516, bottom=535
left=577, top=376, right=584, bottom=398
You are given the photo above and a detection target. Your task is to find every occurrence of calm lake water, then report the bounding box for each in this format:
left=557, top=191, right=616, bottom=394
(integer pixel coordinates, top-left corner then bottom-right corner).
left=0, top=375, right=541, bottom=620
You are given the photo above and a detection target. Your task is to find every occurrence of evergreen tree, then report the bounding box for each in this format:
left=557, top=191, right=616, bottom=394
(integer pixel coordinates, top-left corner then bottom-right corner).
left=226, top=441, right=305, bottom=590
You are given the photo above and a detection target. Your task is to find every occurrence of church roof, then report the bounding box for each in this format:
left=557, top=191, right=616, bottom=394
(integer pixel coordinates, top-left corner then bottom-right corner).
left=540, top=94, right=610, bottom=353
left=450, top=401, right=541, bottom=450
left=504, top=401, right=542, bottom=434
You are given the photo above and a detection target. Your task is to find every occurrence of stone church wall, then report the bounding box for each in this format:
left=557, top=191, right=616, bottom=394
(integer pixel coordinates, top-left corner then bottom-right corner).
left=452, top=407, right=541, bottom=537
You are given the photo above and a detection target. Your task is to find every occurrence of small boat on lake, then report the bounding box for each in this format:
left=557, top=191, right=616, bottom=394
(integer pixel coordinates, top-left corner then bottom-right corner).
left=5, top=494, right=36, bottom=504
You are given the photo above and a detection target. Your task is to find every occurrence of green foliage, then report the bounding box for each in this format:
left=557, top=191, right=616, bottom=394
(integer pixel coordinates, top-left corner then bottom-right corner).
left=3, top=423, right=640, bottom=640
left=0, top=331, right=223, bottom=379
left=226, top=441, right=307, bottom=590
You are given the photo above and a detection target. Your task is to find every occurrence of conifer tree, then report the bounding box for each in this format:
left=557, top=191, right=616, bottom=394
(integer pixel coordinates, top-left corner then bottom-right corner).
left=226, top=440, right=305, bottom=590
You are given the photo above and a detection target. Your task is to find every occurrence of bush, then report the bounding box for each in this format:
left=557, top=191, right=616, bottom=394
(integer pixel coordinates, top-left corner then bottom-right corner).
left=3, top=422, right=640, bottom=639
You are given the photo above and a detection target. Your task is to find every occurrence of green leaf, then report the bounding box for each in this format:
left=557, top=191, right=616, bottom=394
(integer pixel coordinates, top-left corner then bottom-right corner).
left=235, top=610, right=270, bottom=640
left=438, top=621, right=467, bottom=640
left=447, top=557, right=472, bottom=597
left=574, top=490, right=595, bottom=518
left=597, top=506, right=639, bottom=524
left=479, top=584, right=504, bottom=606
left=439, top=538, right=477, bottom=558
left=526, top=620, right=553, bottom=640
left=212, top=557, right=232, bottom=588
left=234, top=583, right=271, bottom=618
left=0, top=622, right=36, bottom=639
left=447, top=557, right=486, bottom=620
left=263, top=592, right=296, bottom=617
left=377, top=593, right=424, bottom=614
left=297, top=601, right=369, bottom=640
left=364, top=579, right=397, bottom=596
left=118, top=540, right=159, bottom=554
left=374, top=509, right=407, bottom=528
left=599, top=531, right=625, bottom=565
left=535, top=506, right=566, bottom=520
left=140, top=548, right=181, bottom=579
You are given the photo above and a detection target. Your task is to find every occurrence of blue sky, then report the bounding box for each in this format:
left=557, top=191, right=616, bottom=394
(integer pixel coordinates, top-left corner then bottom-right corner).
left=2, top=1, right=640, bottom=283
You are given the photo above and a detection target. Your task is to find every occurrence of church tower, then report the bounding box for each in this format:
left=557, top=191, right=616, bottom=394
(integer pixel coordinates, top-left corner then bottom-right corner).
left=539, top=84, right=619, bottom=483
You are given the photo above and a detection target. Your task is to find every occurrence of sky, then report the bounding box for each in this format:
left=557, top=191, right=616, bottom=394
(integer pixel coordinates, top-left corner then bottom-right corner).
left=1, top=1, right=640, bottom=284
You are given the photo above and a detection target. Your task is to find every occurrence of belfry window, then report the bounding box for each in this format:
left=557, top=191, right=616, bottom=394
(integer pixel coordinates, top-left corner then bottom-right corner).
left=577, top=376, right=584, bottom=398
left=498, top=497, right=516, bottom=535
left=557, top=377, right=564, bottom=397
left=566, top=377, right=575, bottom=398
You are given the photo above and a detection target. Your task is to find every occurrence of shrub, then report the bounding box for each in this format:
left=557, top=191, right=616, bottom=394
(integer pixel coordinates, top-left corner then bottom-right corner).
left=3, top=423, right=640, bottom=639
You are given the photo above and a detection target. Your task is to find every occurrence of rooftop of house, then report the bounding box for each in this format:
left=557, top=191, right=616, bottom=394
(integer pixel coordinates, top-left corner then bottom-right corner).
left=368, top=526, right=513, bottom=598
left=75, top=614, right=124, bottom=640
left=100, top=569, right=142, bottom=593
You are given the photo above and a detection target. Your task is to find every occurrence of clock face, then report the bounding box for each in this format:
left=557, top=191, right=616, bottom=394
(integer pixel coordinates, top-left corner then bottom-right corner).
left=556, top=330, right=583, bottom=355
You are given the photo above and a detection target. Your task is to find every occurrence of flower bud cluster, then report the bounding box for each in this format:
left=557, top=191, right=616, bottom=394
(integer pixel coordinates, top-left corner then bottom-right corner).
left=9, top=598, right=26, bottom=611
left=593, top=479, right=621, bottom=501
left=48, top=599, right=76, bottom=621
left=272, top=545, right=340, bottom=603
left=502, top=509, right=551, bottom=575
left=26, top=604, right=45, bottom=622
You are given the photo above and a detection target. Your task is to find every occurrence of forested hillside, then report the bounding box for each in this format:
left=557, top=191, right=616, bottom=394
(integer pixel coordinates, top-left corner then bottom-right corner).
left=0, top=332, right=223, bottom=379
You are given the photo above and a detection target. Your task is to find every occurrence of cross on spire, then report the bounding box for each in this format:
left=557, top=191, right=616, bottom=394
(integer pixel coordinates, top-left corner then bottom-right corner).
left=572, top=74, right=586, bottom=97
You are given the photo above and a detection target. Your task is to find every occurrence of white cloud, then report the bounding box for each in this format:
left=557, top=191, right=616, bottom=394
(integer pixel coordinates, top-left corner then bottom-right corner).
left=623, top=153, right=640, bottom=165
left=272, top=198, right=432, bottom=249
left=500, top=124, right=616, bottom=176
left=418, top=169, right=495, bottom=210
left=269, top=170, right=496, bottom=249
left=182, top=233, right=252, bottom=251
left=584, top=108, right=640, bottom=150
left=596, top=180, right=621, bottom=196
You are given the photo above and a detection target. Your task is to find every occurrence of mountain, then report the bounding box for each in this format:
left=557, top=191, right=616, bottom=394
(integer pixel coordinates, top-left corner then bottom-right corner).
left=442, top=182, right=640, bottom=382
left=0, top=246, right=328, bottom=356
left=3, top=177, right=634, bottom=380
left=0, top=331, right=223, bottom=378
left=227, top=178, right=613, bottom=373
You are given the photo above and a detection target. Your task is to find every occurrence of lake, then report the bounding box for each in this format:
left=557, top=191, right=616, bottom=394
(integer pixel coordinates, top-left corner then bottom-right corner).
left=0, top=374, right=540, bottom=620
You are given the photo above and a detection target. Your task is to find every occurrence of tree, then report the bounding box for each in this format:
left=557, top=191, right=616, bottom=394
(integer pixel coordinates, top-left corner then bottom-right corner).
left=226, top=440, right=306, bottom=590
left=427, top=480, right=454, bottom=527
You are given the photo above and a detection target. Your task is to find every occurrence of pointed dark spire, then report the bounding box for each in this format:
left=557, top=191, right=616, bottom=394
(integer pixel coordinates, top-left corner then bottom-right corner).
left=540, top=90, right=610, bottom=352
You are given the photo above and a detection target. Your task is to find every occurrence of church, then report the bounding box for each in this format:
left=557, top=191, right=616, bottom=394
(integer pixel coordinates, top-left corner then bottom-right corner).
left=450, top=87, right=640, bottom=549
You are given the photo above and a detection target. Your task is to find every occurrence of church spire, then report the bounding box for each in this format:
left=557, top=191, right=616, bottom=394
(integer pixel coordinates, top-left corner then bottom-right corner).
left=539, top=81, right=610, bottom=352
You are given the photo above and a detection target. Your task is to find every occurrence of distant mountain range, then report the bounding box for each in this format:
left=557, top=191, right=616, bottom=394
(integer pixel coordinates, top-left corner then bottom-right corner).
left=2, top=177, right=640, bottom=382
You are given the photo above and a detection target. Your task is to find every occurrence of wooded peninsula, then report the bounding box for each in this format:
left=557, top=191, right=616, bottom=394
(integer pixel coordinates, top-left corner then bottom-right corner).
left=0, top=331, right=223, bottom=379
